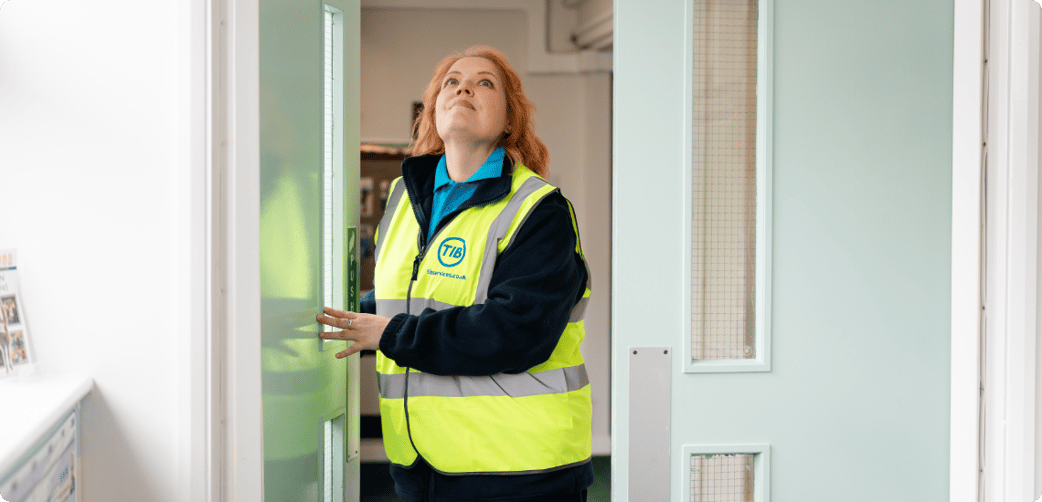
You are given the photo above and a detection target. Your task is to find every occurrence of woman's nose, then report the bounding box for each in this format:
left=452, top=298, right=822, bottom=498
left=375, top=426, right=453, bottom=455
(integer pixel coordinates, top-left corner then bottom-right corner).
left=456, top=85, right=472, bottom=95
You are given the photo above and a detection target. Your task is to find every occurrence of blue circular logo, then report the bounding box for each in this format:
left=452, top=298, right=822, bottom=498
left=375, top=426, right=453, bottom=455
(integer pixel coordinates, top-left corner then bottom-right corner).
left=437, top=237, right=466, bottom=267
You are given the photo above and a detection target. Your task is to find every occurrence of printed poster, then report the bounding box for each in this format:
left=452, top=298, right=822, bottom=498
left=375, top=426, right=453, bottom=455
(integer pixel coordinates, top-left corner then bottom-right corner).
left=0, top=250, right=32, bottom=376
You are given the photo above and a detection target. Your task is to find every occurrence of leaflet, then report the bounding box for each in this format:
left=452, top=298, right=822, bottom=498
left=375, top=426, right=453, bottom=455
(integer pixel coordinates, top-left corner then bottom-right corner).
left=0, top=250, right=32, bottom=376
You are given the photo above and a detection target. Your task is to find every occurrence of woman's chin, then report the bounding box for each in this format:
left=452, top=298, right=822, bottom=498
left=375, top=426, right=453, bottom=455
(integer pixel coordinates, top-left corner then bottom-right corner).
left=438, top=130, right=497, bottom=147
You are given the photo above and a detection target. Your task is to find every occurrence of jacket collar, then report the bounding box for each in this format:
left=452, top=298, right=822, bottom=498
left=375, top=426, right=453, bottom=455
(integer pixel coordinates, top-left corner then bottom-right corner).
left=433, top=147, right=505, bottom=190
left=400, top=153, right=515, bottom=248
left=401, top=153, right=514, bottom=212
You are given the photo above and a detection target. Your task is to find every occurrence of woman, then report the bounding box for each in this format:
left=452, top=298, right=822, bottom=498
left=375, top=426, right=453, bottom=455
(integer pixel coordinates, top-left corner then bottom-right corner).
left=318, top=46, right=592, bottom=502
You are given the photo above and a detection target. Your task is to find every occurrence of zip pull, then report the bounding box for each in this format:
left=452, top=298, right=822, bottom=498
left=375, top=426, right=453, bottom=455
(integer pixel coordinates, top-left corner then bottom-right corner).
left=411, top=254, right=422, bottom=281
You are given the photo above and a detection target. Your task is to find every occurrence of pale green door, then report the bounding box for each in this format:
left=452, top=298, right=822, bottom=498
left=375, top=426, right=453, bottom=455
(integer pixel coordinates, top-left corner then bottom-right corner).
left=259, top=0, right=360, bottom=500
left=612, top=1, right=953, bottom=500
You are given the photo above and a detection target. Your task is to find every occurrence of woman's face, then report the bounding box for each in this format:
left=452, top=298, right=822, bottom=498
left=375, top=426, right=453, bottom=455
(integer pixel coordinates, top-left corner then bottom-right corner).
left=434, top=57, right=508, bottom=147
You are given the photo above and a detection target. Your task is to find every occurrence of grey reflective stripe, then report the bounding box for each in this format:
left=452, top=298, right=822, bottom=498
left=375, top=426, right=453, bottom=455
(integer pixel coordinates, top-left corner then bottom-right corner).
left=473, top=176, right=552, bottom=305
left=569, top=296, right=589, bottom=322
left=377, top=295, right=589, bottom=324
left=376, top=297, right=463, bottom=316
left=374, top=179, right=407, bottom=265
left=379, top=364, right=589, bottom=399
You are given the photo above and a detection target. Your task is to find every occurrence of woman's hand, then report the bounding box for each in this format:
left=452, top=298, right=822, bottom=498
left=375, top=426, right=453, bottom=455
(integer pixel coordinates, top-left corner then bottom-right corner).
left=316, top=307, right=391, bottom=359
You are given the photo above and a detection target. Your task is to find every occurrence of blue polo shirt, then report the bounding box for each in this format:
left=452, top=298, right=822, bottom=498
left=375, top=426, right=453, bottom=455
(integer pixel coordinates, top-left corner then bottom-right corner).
left=428, top=147, right=504, bottom=241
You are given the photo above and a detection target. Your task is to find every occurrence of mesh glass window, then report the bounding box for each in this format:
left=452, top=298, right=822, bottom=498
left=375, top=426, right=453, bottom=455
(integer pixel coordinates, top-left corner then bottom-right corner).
left=324, top=5, right=344, bottom=310
left=691, top=0, right=759, bottom=360
left=690, top=453, right=755, bottom=502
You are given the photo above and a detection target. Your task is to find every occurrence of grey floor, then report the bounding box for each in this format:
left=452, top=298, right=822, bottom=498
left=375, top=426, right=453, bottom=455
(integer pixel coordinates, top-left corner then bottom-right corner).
left=360, top=456, right=611, bottom=501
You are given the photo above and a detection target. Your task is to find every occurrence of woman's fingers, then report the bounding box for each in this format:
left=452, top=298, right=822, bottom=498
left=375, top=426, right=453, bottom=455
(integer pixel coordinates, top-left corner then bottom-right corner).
left=318, top=330, right=353, bottom=341
left=320, top=328, right=365, bottom=358
left=322, top=306, right=355, bottom=318
left=316, top=311, right=390, bottom=359
left=317, top=310, right=357, bottom=329
left=335, top=344, right=362, bottom=359
left=316, top=314, right=342, bottom=329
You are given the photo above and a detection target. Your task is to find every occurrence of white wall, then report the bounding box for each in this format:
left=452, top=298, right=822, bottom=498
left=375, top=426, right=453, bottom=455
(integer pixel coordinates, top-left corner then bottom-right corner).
left=360, top=8, right=527, bottom=144
left=575, top=0, right=612, bottom=33
left=0, top=0, right=187, bottom=500
left=360, top=6, right=613, bottom=453
left=548, top=0, right=579, bottom=52
left=1035, top=4, right=1042, bottom=497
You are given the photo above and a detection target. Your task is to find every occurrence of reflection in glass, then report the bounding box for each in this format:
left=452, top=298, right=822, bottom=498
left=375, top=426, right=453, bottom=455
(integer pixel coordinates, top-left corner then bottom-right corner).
left=259, top=0, right=346, bottom=500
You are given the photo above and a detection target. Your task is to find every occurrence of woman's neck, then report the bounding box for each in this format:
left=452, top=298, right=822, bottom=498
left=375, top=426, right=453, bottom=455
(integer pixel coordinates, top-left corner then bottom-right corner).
left=442, top=140, right=496, bottom=182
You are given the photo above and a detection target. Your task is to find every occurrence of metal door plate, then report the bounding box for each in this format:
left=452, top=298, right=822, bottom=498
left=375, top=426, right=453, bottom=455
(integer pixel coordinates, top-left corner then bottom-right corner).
left=629, top=347, right=671, bottom=501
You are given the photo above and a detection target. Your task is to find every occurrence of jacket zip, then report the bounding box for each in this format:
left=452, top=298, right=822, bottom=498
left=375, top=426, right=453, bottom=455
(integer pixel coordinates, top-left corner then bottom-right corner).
left=406, top=225, right=446, bottom=314
left=405, top=206, right=470, bottom=312
left=402, top=222, right=449, bottom=466
left=399, top=179, right=501, bottom=467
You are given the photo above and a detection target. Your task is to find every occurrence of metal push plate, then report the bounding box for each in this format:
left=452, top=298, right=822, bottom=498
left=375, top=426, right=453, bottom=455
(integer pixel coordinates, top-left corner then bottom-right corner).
left=629, top=347, right=671, bottom=501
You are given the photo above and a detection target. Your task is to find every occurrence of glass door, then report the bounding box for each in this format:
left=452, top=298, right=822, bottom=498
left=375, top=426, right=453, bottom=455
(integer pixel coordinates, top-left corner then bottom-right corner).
left=259, top=0, right=360, bottom=499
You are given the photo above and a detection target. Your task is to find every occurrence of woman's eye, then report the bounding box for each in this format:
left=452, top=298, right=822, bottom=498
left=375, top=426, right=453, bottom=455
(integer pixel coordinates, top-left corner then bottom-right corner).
left=479, top=80, right=493, bottom=88
left=444, top=78, right=458, bottom=86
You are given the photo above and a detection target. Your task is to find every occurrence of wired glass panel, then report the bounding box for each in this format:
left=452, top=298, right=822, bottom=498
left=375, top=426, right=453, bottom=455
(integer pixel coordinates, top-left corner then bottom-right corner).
left=322, top=8, right=345, bottom=502
left=324, top=7, right=336, bottom=309
left=691, top=0, right=758, bottom=360
left=324, top=414, right=345, bottom=502
left=690, top=454, right=755, bottom=502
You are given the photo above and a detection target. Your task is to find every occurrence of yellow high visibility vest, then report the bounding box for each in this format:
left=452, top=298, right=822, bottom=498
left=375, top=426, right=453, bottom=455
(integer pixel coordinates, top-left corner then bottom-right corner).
left=373, top=165, right=592, bottom=474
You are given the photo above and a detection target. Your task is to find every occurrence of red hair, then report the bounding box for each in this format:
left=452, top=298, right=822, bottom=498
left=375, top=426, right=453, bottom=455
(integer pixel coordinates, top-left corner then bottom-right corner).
left=411, top=46, right=550, bottom=178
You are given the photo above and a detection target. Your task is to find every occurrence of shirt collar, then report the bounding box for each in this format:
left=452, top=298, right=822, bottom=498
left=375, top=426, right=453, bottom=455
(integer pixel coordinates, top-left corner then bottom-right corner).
left=434, top=147, right=505, bottom=191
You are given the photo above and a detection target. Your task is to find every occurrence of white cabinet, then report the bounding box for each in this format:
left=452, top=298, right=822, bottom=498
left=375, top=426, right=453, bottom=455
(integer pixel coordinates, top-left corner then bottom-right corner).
left=0, top=374, right=92, bottom=502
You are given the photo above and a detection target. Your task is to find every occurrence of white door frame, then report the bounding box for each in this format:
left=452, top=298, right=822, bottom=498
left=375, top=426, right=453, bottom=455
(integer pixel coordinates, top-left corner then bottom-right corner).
left=922, top=1, right=1042, bottom=501
left=181, top=0, right=263, bottom=499
left=180, top=0, right=234, bottom=500
left=219, top=0, right=264, bottom=498
left=981, top=1, right=1042, bottom=502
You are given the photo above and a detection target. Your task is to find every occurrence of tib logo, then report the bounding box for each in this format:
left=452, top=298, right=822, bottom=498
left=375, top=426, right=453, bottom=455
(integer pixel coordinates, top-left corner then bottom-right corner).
left=437, top=237, right=466, bottom=267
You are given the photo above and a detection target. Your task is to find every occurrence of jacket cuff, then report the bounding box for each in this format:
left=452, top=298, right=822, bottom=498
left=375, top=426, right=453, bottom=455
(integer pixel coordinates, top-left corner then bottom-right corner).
left=379, top=313, right=411, bottom=356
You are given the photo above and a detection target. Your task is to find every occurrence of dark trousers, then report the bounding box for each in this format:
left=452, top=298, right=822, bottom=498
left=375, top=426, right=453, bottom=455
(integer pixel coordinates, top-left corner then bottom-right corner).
left=536, top=489, right=588, bottom=502
left=391, top=457, right=593, bottom=502
left=399, top=488, right=587, bottom=502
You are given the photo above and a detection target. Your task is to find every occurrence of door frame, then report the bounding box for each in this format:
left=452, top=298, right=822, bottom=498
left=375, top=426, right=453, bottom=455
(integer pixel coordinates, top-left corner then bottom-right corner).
left=980, top=0, right=1042, bottom=501
left=182, top=0, right=232, bottom=500
left=181, top=0, right=263, bottom=499
left=221, top=0, right=264, bottom=497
